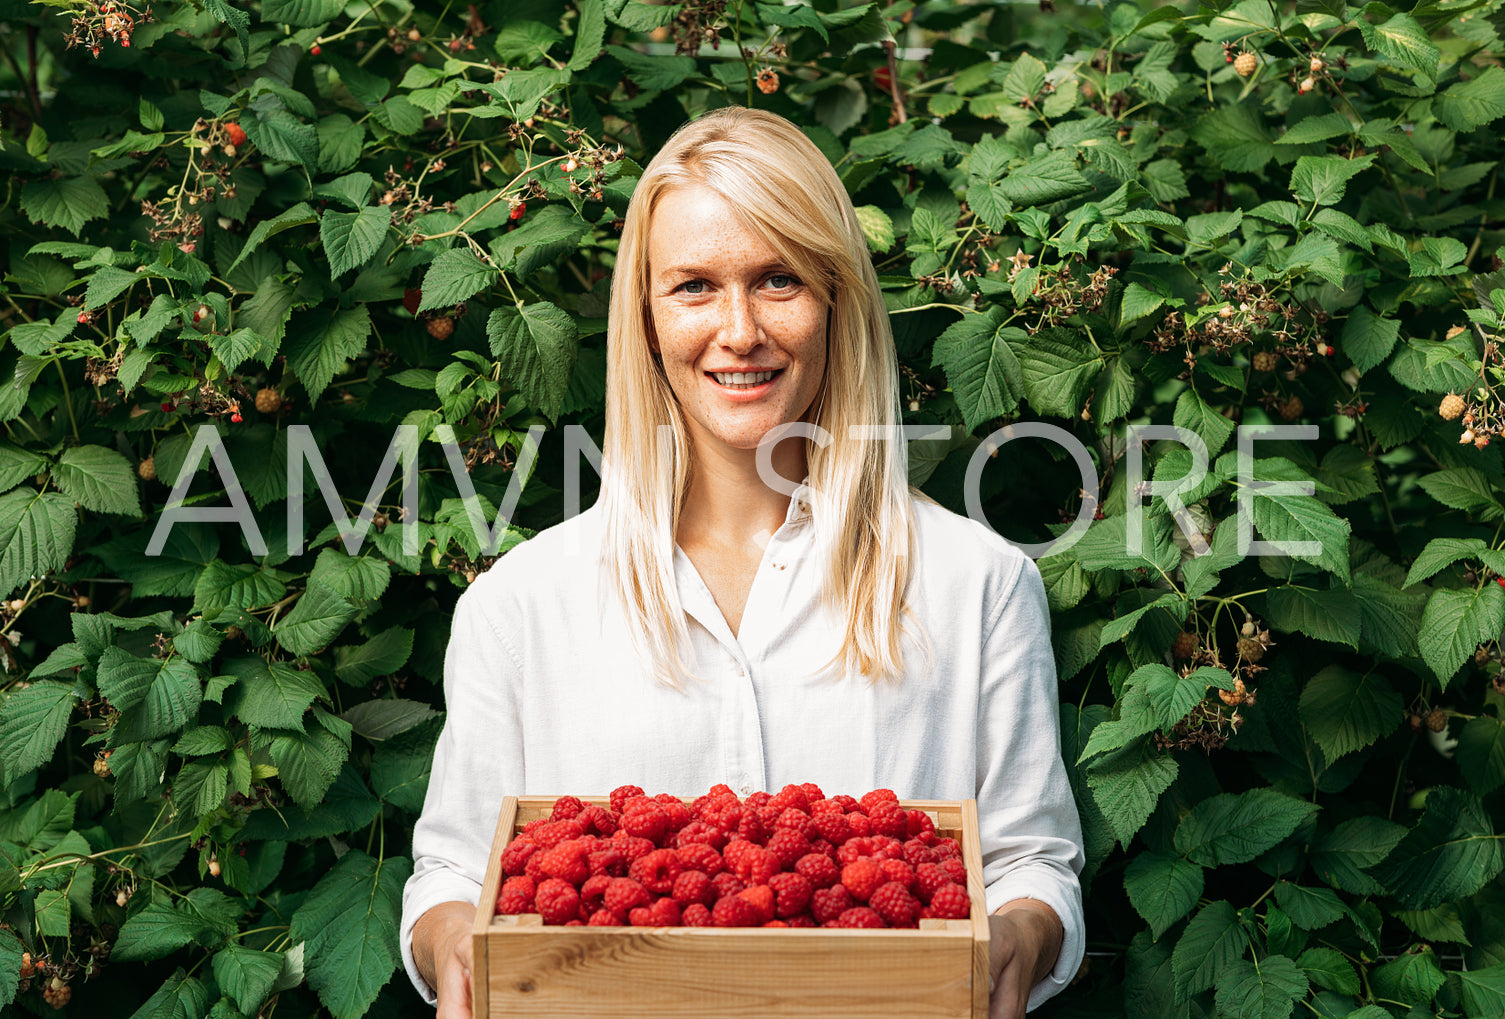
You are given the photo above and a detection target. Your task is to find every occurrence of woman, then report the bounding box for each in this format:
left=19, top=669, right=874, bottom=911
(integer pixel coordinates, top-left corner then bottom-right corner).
left=401, top=107, right=1084, bottom=1019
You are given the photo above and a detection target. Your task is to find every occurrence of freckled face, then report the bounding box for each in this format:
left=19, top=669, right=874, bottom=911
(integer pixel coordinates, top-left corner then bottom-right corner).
left=645, top=185, right=828, bottom=463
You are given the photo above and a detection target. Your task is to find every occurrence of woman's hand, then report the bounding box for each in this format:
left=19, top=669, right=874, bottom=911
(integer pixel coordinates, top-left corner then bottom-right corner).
left=413, top=901, right=477, bottom=1019
left=988, top=899, right=1064, bottom=1019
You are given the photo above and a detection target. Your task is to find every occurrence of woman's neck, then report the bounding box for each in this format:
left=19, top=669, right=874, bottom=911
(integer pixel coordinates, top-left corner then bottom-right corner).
left=676, top=442, right=807, bottom=554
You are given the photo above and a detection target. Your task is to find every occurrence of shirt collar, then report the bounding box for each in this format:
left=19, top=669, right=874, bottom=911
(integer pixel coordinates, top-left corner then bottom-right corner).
left=784, top=476, right=813, bottom=526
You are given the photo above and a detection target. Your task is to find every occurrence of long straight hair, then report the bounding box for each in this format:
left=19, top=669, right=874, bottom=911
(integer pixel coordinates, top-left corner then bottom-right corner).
left=599, top=107, right=929, bottom=689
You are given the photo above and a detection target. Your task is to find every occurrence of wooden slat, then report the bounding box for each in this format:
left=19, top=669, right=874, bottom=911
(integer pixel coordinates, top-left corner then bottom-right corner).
left=960, top=799, right=991, bottom=1019
left=472, top=795, right=519, bottom=1018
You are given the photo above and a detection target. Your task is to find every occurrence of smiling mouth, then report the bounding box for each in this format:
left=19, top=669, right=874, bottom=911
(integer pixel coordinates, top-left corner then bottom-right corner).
left=708, top=369, right=782, bottom=389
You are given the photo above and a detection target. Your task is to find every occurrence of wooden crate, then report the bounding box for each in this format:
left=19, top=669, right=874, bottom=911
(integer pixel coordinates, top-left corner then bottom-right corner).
left=472, top=795, right=990, bottom=1018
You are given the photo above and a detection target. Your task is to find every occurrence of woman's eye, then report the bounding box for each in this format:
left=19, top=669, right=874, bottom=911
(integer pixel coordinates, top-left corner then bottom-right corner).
left=678, top=280, right=706, bottom=295
left=766, top=274, right=798, bottom=289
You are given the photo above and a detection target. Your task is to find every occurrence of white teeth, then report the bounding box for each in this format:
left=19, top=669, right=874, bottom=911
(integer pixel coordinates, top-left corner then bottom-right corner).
left=713, top=370, right=776, bottom=386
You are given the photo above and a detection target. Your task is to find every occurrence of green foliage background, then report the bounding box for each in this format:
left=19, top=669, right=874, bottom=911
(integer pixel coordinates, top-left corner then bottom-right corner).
left=2, top=0, right=1505, bottom=1016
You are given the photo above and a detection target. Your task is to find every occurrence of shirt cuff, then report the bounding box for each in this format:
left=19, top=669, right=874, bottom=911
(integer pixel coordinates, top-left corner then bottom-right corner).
left=400, top=870, right=485, bottom=1006
left=986, top=866, right=1085, bottom=1013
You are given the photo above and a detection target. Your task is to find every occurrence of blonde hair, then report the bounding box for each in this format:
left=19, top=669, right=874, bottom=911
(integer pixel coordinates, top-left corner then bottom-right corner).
left=599, top=106, right=930, bottom=689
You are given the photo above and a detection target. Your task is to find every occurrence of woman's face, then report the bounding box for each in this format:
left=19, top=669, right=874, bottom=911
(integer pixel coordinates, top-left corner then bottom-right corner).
left=645, top=184, right=828, bottom=465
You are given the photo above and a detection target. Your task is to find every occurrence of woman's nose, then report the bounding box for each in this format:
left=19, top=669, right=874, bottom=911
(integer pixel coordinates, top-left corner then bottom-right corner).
left=720, top=290, right=761, bottom=352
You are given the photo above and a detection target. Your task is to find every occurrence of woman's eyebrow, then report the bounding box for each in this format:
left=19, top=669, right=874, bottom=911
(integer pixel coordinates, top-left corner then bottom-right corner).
left=656, top=260, right=791, bottom=280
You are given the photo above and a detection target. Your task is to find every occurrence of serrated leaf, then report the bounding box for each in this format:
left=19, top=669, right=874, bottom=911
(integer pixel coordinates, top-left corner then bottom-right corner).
left=1086, top=738, right=1178, bottom=846
left=1015, top=328, right=1102, bottom=419
left=1310, top=816, right=1407, bottom=896
left=96, top=648, right=202, bottom=742
left=126, top=970, right=211, bottom=1019
left=1173, top=789, right=1319, bottom=866
left=1265, top=586, right=1362, bottom=648
left=309, top=549, right=389, bottom=601
left=1193, top=104, right=1275, bottom=173
left=1457, top=963, right=1505, bottom=1018
left=270, top=724, right=349, bottom=809
left=54, top=445, right=141, bottom=517
left=1341, top=306, right=1400, bottom=373
left=274, top=580, right=358, bottom=656
left=320, top=206, right=391, bottom=278
left=333, top=627, right=413, bottom=686
left=1457, top=714, right=1505, bottom=796
left=1290, top=154, right=1375, bottom=206
left=1239, top=485, right=1351, bottom=583
left=1298, top=664, right=1402, bottom=760
left=1372, top=946, right=1446, bottom=1006
left=339, top=698, right=439, bottom=741
left=1213, top=955, right=1308, bottom=1019
left=284, top=305, right=371, bottom=401
left=222, top=658, right=329, bottom=729
left=1173, top=389, right=1236, bottom=458
left=1359, top=13, right=1439, bottom=79
left=995, top=150, right=1091, bottom=206
left=0, top=681, right=75, bottom=779
left=854, top=205, right=895, bottom=252
left=1124, top=851, right=1204, bottom=939
left=226, top=203, right=317, bottom=275
left=19, top=175, right=109, bottom=236
left=212, top=944, right=283, bottom=1016
left=289, top=851, right=412, bottom=1019
left=1372, top=786, right=1504, bottom=910
left=370, top=714, right=443, bottom=810
left=1272, top=882, right=1344, bottom=930
left=1435, top=66, right=1505, bottom=132
left=932, top=308, right=1025, bottom=433
left=1296, top=946, right=1359, bottom=994
left=485, top=302, right=579, bottom=421
left=1418, top=583, right=1505, bottom=687
left=419, top=248, right=498, bottom=310
left=1172, top=900, right=1249, bottom=1002
left=0, top=489, right=77, bottom=597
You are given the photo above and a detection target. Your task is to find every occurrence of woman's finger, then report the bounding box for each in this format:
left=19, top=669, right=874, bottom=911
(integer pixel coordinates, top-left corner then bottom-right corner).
left=435, top=931, right=473, bottom=1019
left=988, top=961, right=1027, bottom=1019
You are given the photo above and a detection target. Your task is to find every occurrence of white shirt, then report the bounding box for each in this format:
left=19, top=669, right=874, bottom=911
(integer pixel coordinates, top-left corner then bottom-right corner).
left=400, top=491, right=1085, bottom=1012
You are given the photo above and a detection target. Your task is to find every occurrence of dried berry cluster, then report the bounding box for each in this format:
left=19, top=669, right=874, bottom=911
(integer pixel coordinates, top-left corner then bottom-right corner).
left=496, top=785, right=975, bottom=929
left=671, top=0, right=730, bottom=55
left=62, top=0, right=152, bottom=57
left=1436, top=326, right=1501, bottom=449
left=1023, top=257, right=1118, bottom=332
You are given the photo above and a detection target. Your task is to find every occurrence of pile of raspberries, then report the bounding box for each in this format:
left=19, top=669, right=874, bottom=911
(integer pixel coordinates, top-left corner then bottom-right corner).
left=495, top=784, right=973, bottom=929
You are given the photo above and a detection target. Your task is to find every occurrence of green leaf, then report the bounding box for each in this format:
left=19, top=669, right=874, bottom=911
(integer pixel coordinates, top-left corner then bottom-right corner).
left=54, top=445, right=141, bottom=518
left=1173, top=389, right=1236, bottom=458
left=97, top=648, right=202, bottom=742
left=245, top=109, right=319, bottom=168
left=174, top=725, right=233, bottom=756
left=1418, top=584, right=1505, bottom=687
left=1193, top=104, right=1275, bottom=173
left=1239, top=485, right=1351, bottom=583
left=568, top=0, right=605, bottom=71
left=1172, top=900, right=1249, bottom=1002
left=289, top=850, right=412, bottom=1019
left=1359, top=13, right=1439, bottom=79
left=1341, top=306, right=1400, bottom=373
left=1015, top=328, right=1101, bottom=419
left=309, top=549, right=390, bottom=601
left=270, top=724, right=349, bottom=809
left=212, top=945, right=283, bottom=1017
left=126, top=970, right=210, bottom=1019
left=339, top=698, right=439, bottom=741
left=1003, top=53, right=1046, bottom=104
left=1298, top=664, right=1402, bottom=760
left=1173, top=789, right=1319, bottom=867
left=370, top=714, right=443, bottom=810
left=608, top=45, right=696, bottom=92
left=1265, top=586, right=1362, bottom=648
left=274, top=580, right=358, bottom=656
left=1275, top=113, right=1353, bottom=146
left=0, top=927, right=22, bottom=1008
left=320, top=206, right=391, bottom=278
left=1457, top=963, right=1505, bottom=1018
left=1403, top=536, right=1490, bottom=588
left=418, top=248, right=498, bottom=310
left=1213, top=956, right=1308, bottom=1019
left=1457, top=714, right=1505, bottom=796
left=854, top=205, right=895, bottom=252
left=1100, top=595, right=1186, bottom=650
left=489, top=205, right=591, bottom=280
left=1124, top=851, right=1204, bottom=939
left=932, top=308, right=1025, bottom=433
left=333, top=627, right=413, bottom=686
left=1086, top=738, right=1178, bottom=846
left=1297, top=946, right=1360, bottom=995
left=1119, top=283, right=1166, bottom=327
left=1371, top=787, right=1504, bottom=910
left=1272, top=882, right=1344, bottom=930
left=1435, top=67, right=1505, bottom=132
left=1409, top=237, right=1468, bottom=278
left=227, top=203, right=317, bottom=275
left=193, top=562, right=285, bottom=618
left=0, top=681, right=75, bottom=779
left=0, top=489, right=77, bottom=597
left=1418, top=467, right=1501, bottom=516
left=1125, top=663, right=1231, bottom=729
left=0, top=443, right=47, bottom=494
left=1310, top=816, right=1407, bottom=896
left=1371, top=946, right=1446, bottom=1006
left=19, top=175, right=109, bottom=236
left=995, top=151, right=1091, bottom=206
left=485, top=302, right=580, bottom=421
left=115, top=894, right=229, bottom=962
left=222, top=658, right=329, bottom=729
left=284, top=305, right=371, bottom=401
left=1290, top=154, right=1375, bottom=206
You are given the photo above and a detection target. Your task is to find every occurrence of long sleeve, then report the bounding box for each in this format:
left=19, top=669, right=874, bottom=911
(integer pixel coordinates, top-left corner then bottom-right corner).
left=976, top=553, right=1086, bottom=1012
left=399, top=569, right=526, bottom=1005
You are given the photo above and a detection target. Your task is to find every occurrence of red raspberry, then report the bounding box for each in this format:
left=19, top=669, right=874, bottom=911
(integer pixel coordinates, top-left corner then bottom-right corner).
left=809, top=798, right=844, bottom=816
left=809, top=838, right=836, bottom=860
left=622, top=801, right=670, bottom=843
left=683, top=903, right=714, bottom=927
left=768, top=783, right=810, bottom=814
left=713, top=894, right=761, bottom=927
left=603, top=877, right=651, bottom=919
left=738, top=885, right=776, bottom=924
left=768, top=872, right=813, bottom=918
left=737, top=809, right=767, bottom=844
left=860, top=789, right=899, bottom=812
left=907, top=810, right=936, bottom=838
left=811, top=884, right=853, bottom=924
left=564, top=919, right=583, bottom=926
left=538, top=840, right=590, bottom=886
left=867, top=801, right=908, bottom=838
left=530, top=819, right=585, bottom=849
left=934, top=837, right=962, bottom=860
left=766, top=829, right=811, bottom=870
left=837, top=906, right=885, bottom=928
left=701, top=796, right=743, bottom=834
left=588, top=847, right=625, bottom=878
left=524, top=851, right=548, bottom=883
left=940, top=858, right=967, bottom=884
left=588, top=907, right=619, bottom=925
left=654, top=793, right=692, bottom=833
left=648, top=896, right=681, bottom=926
left=501, top=837, right=539, bottom=876
left=764, top=919, right=788, bottom=927
left=842, top=860, right=884, bottom=903
left=710, top=871, right=747, bottom=901
left=786, top=914, right=818, bottom=928
left=579, top=804, right=617, bottom=836
left=550, top=795, right=585, bottom=820
left=674, top=821, right=727, bottom=850
left=496, top=875, right=535, bottom=914
left=613, top=834, right=656, bottom=863
left=628, top=906, right=653, bottom=925
left=745, top=790, right=772, bottom=810
left=846, top=812, right=871, bottom=837
left=832, top=794, right=860, bottom=812
left=800, top=782, right=825, bottom=803
left=534, top=878, right=580, bottom=924
left=673, top=869, right=715, bottom=907
left=610, top=784, right=645, bottom=815
left=676, top=843, right=725, bottom=876
left=795, top=853, right=840, bottom=889
left=869, top=882, right=920, bottom=927
left=915, top=863, right=950, bottom=903
left=580, top=874, right=612, bottom=911
left=722, top=839, right=755, bottom=874
left=774, top=807, right=812, bottom=837
left=837, top=836, right=876, bottom=867
left=880, top=859, right=915, bottom=888
left=870, top=836, right=902, bottom=861
left=733, top=845, right=778, bottom=886
left=903, top=838, right=938, bottom=867
left=811, top=812, right=853, bottom=845
left=629, top=848, right=682, bottom=894
left=928, top=882, right=971, bottom=920
left=509, top=201, right=526, bottom=221
left=402, top=287, right=422, bottom=316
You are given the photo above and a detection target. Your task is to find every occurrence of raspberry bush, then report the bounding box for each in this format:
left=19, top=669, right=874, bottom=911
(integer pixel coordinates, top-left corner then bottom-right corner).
left=2, top=1, right=1505, bottom=1016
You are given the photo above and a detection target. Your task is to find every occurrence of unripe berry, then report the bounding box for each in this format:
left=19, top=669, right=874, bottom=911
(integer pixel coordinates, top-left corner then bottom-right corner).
left=255, top=387, right=282, bottom=414
left=1234, top=52, right=1257, bottom=78
left=1237, top=636, right=1264, bottom=662
left=1310, top=56, right=1324, bottom=73
left=117, top=888, right=130, bottom=906
left=1439, top=393, right=1465, bottom=420
left=1252, top=350, right=1278, bottom=373
left=310, top=44, right=321, bottom=55
left=1426, top=708, right=1447, bottom=732
left=7, top=599, right=24, bottom=613
left=1171, top=631, right=1199, bottom=659
left=563, top=158, right=579, bottom=173
left=193, top=304, right=210, bottom=324
left=230, top=412, right=243, bottom=423
left=1460, top=429, right=1476, bottom=444
left=1299, top=76, right=1316, bottom=94
left=1278, top=396, right=1303, bottom=421
left=427, top=317, right=455, bottom=340
left=208, top=857, right=221, bottom=877
left=407, top=27, right=421, bottom=41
